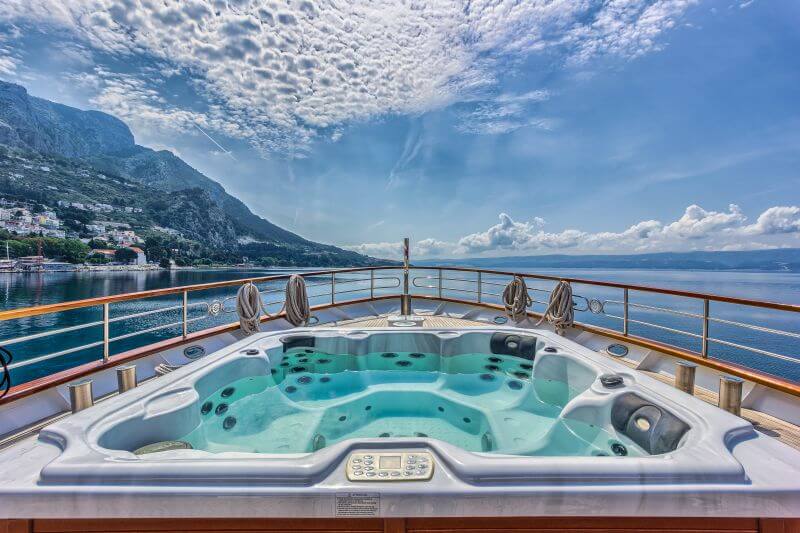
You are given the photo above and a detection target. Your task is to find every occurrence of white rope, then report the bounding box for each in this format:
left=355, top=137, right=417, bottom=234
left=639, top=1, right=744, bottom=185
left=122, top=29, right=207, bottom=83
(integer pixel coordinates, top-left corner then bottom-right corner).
left=284, top=274, right=311, bottom=327
left=236, top=275, right=311, bottom=334
left=236, top=281, right=266, bottom=335
left=536, top=280, right=574, bottom=335
left=502, top=276, right=532, bottom=322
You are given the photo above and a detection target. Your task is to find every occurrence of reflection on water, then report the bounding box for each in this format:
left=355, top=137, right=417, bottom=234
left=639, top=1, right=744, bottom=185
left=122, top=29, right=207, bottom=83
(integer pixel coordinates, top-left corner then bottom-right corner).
left=1, top=268, right=799, bottom=385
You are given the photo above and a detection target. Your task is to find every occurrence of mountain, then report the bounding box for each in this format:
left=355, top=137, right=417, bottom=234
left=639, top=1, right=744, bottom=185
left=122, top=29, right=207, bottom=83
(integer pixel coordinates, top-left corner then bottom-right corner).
left=0, top=80, right=381, bottom=266
left=417, top=249, right=800, bottom=272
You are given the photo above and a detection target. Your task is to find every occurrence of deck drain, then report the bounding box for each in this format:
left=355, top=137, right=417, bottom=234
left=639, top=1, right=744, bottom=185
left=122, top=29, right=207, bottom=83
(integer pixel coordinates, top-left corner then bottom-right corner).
left=221, top=387, right=235, bottom=398
left=200, top=401, right=213, bottom=415
left=381, top=352, right=398, bottom=358
left=508, top=380, right=523, bottom=390
left=215, top=403, right=228, bottom=415
left=223, top=416, right=236, bottom=430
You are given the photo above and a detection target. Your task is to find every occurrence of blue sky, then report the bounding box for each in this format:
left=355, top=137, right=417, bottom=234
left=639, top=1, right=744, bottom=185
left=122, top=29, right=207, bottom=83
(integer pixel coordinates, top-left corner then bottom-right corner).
left=0, top=0, right=798, bottom=258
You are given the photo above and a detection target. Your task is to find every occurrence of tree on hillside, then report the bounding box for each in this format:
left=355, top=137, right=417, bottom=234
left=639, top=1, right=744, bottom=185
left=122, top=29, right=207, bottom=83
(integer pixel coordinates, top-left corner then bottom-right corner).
left=114, top=247, right=138, bottom=263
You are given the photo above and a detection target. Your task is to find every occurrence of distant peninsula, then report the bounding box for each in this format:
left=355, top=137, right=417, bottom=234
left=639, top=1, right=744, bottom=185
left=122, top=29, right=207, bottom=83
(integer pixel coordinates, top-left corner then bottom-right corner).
left=416, top=248, right=800, bottom=272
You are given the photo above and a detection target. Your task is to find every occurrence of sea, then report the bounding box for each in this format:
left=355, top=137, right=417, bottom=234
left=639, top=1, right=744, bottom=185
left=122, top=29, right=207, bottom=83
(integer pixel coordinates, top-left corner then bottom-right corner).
left=1, top=268, right=798, bottom=386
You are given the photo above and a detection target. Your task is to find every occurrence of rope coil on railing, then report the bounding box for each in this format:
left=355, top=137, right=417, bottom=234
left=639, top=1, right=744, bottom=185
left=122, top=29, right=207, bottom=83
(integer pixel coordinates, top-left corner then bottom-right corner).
left=236, top=282, right=267, bottom=335
left=0, top=346, right=13, bottom=399
left=536, top=280, right=574, bottom=335
left=236, top=274, right=311, bottom=334
left=284, top=274, right=311, bottom=327
left=502, top=276, right=533, bottom=322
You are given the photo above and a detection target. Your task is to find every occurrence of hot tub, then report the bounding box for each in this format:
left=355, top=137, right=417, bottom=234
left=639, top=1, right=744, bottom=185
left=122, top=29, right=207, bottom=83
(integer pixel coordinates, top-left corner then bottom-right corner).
left=38, top=327, right=753, bottom=486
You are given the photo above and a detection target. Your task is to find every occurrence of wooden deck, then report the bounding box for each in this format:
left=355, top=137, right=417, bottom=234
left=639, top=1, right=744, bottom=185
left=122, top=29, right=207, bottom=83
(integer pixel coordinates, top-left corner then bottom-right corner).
left=337, top=315, right=800, bottom=451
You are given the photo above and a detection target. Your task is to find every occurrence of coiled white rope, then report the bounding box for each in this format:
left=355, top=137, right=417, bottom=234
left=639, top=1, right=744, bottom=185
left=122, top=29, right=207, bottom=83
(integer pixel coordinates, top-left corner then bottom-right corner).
left=236, top=281, right=266, bottom=335
left=502, top=276, right=533, bottom=322
left=283, top=274, right=311, bottom=327
left=236, top=274, right=311, bottom=334
left=536, top=280, right=574, bottom=335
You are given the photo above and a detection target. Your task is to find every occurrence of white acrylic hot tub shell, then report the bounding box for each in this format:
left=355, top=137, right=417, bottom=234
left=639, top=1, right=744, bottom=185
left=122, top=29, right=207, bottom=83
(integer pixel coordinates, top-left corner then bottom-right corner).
left=35, top=327, right=758, bottom=487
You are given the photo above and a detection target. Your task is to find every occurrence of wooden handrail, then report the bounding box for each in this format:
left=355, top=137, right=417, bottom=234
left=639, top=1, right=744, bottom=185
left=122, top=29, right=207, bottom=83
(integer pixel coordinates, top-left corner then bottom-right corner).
left=0, top=266, right=399, bottom=321
left=414, top=266, right=800, bottom=313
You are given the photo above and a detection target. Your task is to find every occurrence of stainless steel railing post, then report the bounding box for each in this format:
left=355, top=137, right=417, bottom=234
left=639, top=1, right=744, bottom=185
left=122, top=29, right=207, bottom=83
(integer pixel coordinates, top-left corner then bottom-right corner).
left=102, top=303, right=110, bottom=362
left=437, top=269, right=443, bottom=299
left=182, top=290, right=188, bottom=339
left=675, top=361, right=697, bottom=395
left=331, top=272, right=336, bottom=305
left=701, top=298, right=709, bottom=357
left=719, top=375, right=744, bottom=416
left=477, top=271, right=482, bottom=304
left=370, top=269, right=374, bottom=300
left=401, top=238, right=411, bottom=315
left=116, top=364, right=137, bottom=394
left=622, top=288, right=629, bottom=336
left=68, top=379, right=93, bottom=413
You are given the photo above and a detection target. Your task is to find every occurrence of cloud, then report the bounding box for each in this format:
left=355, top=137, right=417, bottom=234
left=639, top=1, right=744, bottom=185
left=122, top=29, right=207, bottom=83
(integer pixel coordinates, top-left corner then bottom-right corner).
left=0, top=0, right=698, bottom=156
left=662, top=204, right=745, bottom=239
left=742, top=206, right=800, bottom=235
left=350, top=204, right=800, bottom=258
left=457, top=90, right=554, bottom=134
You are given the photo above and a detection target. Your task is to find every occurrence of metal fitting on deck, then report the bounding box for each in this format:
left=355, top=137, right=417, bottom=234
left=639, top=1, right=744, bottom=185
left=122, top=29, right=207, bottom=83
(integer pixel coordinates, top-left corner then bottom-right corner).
left=719, top=375, right=744, bottom=417
left=116, top=364, right=137, bottom=394
left=68, top=379, right=93, bottom=413
left=675, top=361, right=697, bottom=395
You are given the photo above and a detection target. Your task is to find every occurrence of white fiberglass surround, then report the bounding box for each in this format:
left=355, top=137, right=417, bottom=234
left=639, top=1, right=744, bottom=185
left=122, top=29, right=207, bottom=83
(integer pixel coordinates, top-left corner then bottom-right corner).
left=37, top=327, right=762, bottom=487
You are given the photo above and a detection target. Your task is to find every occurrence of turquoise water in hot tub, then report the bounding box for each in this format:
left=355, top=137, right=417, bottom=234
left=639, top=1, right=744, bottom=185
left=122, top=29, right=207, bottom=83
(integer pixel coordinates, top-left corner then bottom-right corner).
left=181, top=348, right=645, bottom=457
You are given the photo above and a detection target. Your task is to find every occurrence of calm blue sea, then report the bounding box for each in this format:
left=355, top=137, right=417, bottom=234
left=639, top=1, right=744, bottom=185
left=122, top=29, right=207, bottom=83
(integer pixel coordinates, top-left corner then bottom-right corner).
left=1, top=268, right=798, bottom=386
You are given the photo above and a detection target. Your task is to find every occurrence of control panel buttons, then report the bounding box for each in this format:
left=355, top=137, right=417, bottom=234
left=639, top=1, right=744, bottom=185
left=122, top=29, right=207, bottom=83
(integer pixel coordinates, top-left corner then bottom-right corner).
left=346, top=451, right=435, bottom=481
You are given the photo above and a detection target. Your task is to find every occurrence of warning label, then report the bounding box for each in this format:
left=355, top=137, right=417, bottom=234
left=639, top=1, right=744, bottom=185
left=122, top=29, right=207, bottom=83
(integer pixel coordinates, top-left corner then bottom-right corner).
left=335, top=492, right=380, bottom=517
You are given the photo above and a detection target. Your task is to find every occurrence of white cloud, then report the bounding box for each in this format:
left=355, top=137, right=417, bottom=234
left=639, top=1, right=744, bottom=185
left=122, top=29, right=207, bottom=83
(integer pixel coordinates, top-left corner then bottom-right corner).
left=351, top=204, right=800, bottom=258
left=742, top=206, right=800, bottom=235
left=0, top=0, right=698, bottom=156
left=661, top=204, right=745, bottom=239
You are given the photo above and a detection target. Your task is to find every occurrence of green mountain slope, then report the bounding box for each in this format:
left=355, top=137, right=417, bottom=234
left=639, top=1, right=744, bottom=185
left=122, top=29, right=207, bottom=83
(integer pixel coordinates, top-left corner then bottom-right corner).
left=0, top=80, right=380, bottom=266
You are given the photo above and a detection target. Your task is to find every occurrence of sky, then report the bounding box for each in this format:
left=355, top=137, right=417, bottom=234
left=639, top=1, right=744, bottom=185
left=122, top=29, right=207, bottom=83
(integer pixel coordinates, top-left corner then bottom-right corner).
left=0, top=0, right=798, bottom=259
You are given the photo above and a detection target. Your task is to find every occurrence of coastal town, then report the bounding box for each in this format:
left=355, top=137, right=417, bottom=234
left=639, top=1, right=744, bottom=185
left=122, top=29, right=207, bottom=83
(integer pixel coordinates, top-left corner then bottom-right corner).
left=0, top=196, right=154, bottom=272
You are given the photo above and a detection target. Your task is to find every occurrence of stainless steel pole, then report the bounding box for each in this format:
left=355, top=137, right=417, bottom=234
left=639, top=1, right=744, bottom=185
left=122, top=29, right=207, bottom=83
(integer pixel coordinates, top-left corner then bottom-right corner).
left=401, top=237, right=411, bottom=316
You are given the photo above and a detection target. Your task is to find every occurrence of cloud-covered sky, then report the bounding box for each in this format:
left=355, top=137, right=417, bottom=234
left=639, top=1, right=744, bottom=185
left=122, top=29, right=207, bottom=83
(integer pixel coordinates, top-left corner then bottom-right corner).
left=1, top=0, right=798, bottom=258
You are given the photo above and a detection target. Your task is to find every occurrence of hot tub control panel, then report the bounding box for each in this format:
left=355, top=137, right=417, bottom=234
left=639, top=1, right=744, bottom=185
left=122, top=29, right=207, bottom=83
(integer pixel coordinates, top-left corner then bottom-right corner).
left=346, top=452, right=434, bottom=481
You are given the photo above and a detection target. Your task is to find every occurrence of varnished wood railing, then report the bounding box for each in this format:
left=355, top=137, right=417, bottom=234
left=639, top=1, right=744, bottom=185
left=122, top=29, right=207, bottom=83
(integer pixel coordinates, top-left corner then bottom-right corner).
left=1, top=265, right=799, bottom=405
